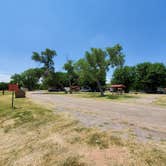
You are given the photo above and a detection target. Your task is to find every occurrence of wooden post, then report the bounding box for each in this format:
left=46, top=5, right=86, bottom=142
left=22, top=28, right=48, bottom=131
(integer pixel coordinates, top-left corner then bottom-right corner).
left=8, top=84, right=19, bottom=110
left=12, top=91, right=14, bottom=110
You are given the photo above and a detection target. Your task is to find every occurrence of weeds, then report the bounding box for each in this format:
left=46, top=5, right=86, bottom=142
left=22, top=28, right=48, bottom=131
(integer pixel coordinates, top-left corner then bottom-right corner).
left=110, top=135, right=124, bottom=146
left=86, top=132, right=109, bottom=149
left=58, top=156, right=86, bottom=166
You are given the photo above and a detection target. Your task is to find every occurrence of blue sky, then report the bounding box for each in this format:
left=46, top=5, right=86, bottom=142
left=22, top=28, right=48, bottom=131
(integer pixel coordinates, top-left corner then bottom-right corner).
left=0, top=0, right=166, bottom=82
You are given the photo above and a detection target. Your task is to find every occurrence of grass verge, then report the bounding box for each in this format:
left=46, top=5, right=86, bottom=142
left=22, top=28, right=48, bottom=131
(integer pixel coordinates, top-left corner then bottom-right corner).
left=46, top=91, right=140, bottom=101
left=154, top=95, right=166, bottom=106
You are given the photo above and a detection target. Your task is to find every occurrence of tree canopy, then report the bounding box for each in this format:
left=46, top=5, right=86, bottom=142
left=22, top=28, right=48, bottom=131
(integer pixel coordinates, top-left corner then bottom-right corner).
left=75, top=44, right=125, bottom=96
left=7, top=46, right=166, bottom=94
left=32, top=48, right=57, bottom=88
left=111, top=62, right=166, bottom=93
left=63, top=60, right=79, bottom=87
left=42, top=72, right=68, bottom=89
left=111, top=66, right=136, bottom=92
left=0, top=82, right=8, bottom=90
left=32, top=48, right=57, bottom=74
left=11, top=68, right=42, bottom=90
left=135, top=62, right=166, bottom=92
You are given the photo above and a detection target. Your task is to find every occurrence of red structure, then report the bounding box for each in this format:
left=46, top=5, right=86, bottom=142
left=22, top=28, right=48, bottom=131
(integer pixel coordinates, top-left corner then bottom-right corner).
left=110, top=84, right=126, bottom=89
left=110, top=84, right=126, bottom=94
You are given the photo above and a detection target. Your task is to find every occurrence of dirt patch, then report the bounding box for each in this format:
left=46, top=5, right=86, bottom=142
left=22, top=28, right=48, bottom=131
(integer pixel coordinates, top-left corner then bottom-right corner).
left=28, top=92, right=166, bottom=142
left=84, top=147, right=130, bottom=166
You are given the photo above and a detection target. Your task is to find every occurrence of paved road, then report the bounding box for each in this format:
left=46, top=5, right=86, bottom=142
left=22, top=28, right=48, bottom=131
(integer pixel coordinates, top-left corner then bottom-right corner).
left=28, top=92, right=166, bottom=142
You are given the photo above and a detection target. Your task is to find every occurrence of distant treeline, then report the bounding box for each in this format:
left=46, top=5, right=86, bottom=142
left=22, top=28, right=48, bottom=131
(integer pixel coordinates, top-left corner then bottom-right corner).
left=112, top=62, right=166, bottom=93
left=0, top=82, right=8, bottom=90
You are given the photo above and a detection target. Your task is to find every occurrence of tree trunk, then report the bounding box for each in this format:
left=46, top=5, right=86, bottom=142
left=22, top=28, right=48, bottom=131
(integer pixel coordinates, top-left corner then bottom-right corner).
left=2, top=89, right=4, bottom=95
left=96, top=80, right=104, bottom=96
left=69, top=79, right=72, bottom=94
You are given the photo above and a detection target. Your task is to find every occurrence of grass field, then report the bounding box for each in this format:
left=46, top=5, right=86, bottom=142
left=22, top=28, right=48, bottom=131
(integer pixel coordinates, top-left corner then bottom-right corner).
left=71, top=92, right=140, bottom=100
left=0, top=94, right=166, bottom=166
left=45, top=91, right=141, bottom=101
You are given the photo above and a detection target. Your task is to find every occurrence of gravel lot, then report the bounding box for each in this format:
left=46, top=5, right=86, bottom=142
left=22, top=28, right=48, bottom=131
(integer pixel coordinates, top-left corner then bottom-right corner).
left=28, top=92, right=166, bottom=142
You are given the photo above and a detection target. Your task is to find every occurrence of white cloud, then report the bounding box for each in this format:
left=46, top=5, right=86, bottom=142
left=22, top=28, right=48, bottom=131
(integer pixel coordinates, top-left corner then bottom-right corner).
left=0, top=73, right=11, bottom=82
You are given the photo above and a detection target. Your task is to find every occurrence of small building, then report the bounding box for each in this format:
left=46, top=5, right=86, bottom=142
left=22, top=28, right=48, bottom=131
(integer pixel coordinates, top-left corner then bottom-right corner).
left=110, top=84, right=126, bottom=94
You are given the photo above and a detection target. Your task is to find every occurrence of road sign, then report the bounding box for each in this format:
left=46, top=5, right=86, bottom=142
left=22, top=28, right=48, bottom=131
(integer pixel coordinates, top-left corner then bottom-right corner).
left=8, top=84, right=19, bottom=92
left=8, top=84, right=19, bottom=110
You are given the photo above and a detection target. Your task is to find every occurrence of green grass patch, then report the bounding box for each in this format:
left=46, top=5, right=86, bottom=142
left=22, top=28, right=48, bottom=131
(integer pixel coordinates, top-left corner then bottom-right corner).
left=0, top=90, right=12, bottom=96
left=41, top=91, right=140, bottom=101
left=65, top=92, right=140, bottom=101
left=0, top=94, right=60, bottom=132
left=44, top=92, right=66, bottom=95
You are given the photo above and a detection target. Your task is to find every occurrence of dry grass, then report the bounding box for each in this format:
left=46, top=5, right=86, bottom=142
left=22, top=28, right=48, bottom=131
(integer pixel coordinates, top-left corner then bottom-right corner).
left=45, top=91, right=140, bottom=101
left=154, top=95, right=166, bottom=106
left=0, top=94, right=166, bottom=166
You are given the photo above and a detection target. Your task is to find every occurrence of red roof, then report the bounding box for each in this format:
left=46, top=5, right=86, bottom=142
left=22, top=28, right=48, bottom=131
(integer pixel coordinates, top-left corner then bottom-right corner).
left=111, top=84, right=126, bottom=88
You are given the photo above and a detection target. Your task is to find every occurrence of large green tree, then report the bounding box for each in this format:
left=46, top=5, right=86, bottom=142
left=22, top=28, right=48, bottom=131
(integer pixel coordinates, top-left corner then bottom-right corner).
left=11, top=68, right=42, bottom=90
left=32, top=48, right=56, bottom=74
left=42, top=72, right=68, bottom=89
left=75, top=57, right=106, bottom=92
left=83, top=48, right=107, bottom=96
left=10, top=74, right=23, bottom=86
left=135, top=62, right=166, bottom=92
left=63, top=60, right=79, bottom=87
left=75, top=58, right=93, bottom=88
left=76, top=44, right=125, bottom=96
left=32, top=48, right=57, bottom=88
left=106, top=44, right=125, bottom=67
left=21, top=68, right=42, bottom=90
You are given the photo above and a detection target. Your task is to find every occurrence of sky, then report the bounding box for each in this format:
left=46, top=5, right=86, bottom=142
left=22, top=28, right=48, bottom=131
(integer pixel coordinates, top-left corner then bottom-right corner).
left=0, top=0, right=166, bottom=82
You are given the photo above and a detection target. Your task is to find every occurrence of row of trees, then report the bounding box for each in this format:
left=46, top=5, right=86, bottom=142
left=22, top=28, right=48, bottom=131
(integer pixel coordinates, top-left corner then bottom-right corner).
left=0, top=82, right=8, bottom=90
left=7, top=52, right=60, bottom=90
left=112, top=62, right=166, bottom=93
left=10, top=45, right=124, bottom=96
left=19, top=44, right=124, bottom=96
left=62, top=46, right=124, bottom=96
left=10, top=68, right=43, bottom=90
left=9, top=46, right=166, bottom=95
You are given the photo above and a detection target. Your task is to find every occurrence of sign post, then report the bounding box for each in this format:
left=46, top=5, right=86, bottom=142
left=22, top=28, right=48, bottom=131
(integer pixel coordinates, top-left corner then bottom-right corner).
left=8, top=84, right=19, bottom=110
left=12, top=91, right=14, bottom=109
